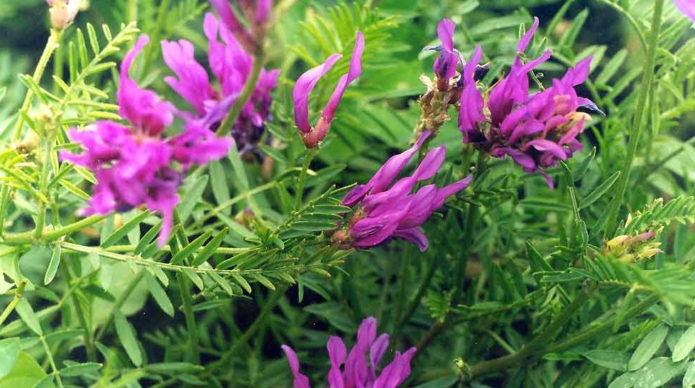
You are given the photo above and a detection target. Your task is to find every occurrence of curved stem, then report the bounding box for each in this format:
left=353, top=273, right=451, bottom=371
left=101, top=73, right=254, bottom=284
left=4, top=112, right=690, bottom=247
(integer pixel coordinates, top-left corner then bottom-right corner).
left=604, top=0, right=664, bottom=237
left=2, top=215, right=106, bottom=245
left=0, top=280, right=27, bottom=326
left=294, top=149, right=316, bottom=211
left=216, top=48, right=266, bottom=137
left=593, top=0, right=648, bottom=50
left=94, top=271, right=145, bottom=343
left=469, top=284, right=596, bottom=378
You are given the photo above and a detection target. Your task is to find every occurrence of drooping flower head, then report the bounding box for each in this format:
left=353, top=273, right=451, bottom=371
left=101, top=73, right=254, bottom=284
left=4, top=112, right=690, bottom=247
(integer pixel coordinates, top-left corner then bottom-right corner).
left=458, top=17, right=599, bottom=189
left=61, top=35, right=232, bottom=246
left=674, top=0, right=695, bottom=23
left=293, top=32, right=365, bottom=148
left=209, top=0, right=272, bottom=53
left=161, top=10, right=279, bottom=159
left=282, top=317, right=416, bottom=388
left=336, top=131, right=471, bottom=252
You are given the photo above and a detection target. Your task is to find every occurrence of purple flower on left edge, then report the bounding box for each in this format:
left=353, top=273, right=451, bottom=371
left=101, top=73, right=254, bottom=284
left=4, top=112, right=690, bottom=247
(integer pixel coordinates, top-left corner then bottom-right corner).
left=61, top=35, right=232, bottom=246
left=161, top=11, right=279, bottom=160
left=293, top=32, right=365, bottom=148
left=282, top=317, right=416, bottom=388
left=335, top=131, right=471, bottom=252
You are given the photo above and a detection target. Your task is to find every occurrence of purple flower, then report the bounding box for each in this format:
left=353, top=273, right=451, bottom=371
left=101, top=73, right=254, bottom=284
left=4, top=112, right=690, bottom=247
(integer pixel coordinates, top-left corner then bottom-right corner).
left=209, top=0, right=271, bottom=52
left=293, top=32, right=365, bottom=148
left=61, top=35, right=232, bottom=246
left=161, top=12, right=279, bottom=159
left=426, top=18, right=461, bottom=90
left=458, top=17, right=598, bottom=189
left=281, top=317, right=416, bottom=388
left=339, top=132, right=471, bottom=252
left=118, top=37, right=177, bottom=137
left=674, top=0, right=695, bottom=23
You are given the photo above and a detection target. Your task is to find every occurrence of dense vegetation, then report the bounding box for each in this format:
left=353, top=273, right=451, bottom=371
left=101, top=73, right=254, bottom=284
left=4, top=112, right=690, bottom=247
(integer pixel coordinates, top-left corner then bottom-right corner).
left=1, top=1, right=695, bottom=387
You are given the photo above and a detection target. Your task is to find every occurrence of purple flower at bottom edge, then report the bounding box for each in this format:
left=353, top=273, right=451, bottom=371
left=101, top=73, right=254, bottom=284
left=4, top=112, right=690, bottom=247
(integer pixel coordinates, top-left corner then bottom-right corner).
left=293, top=31, right=364, bottom=148
left=281, top=317, right=416, bottom=388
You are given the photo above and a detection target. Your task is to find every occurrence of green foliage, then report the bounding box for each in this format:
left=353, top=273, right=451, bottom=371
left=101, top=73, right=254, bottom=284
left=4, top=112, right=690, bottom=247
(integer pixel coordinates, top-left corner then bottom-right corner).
left=0, top=0, right=695, bottom=388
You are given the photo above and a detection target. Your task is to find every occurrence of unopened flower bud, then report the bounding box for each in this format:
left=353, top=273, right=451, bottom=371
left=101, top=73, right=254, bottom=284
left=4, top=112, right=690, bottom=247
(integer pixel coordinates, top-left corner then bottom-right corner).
left=629, top=231, right=655, bottom=244
left=606, top=235, right=629, bottom=248
left=640, top=248, right=662, bottom=259
left=47, top=0, right=80, bottom=30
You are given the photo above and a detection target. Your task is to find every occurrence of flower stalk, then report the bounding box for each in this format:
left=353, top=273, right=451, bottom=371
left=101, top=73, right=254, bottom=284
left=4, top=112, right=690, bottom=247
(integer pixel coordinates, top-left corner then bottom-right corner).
left=604, top=0, right=664, bottom=236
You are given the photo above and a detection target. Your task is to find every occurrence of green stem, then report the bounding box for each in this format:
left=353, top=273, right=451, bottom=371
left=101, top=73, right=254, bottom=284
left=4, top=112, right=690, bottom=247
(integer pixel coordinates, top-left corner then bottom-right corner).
left=214, top=287, right=285, bottom=368
left=294, top=149, right=316, bottom=210
left=545, top=294, right=659, bottom=354
left=2, top=215, right=106, bottom=245
left=145, top=0, right=172, bottom=66
left=593, top=0, right=648, bottom=50
left=177, top=272, right=200, bottom=363
left=95, top=271, right=144, bottom=343
left=41, top=336, right=65, bottom=388
left=170, top=209, right=199, bottom=363
left=392, top=245, right=412, bottom=344
left=60, top=241, right=312, bottom=276
left=216, top=48, right=266, bottom=137
left=12, top=29, right=62, bottom=142
left=0, top=280, right=27, bottom=326
left=34, top=136, right=55, bottom=240
left=604, top=0, right=664, bottom=237
left=62, top=264, right=96, bottom=361
left=468, top=284, right=596, bottom=378
left=0, top=29, right=62, bottom=237
left=127, top=0, right=139, bottom=23
left=400, top=251, right=440, bottom=329
left=188, top=182, right=276, bottom=230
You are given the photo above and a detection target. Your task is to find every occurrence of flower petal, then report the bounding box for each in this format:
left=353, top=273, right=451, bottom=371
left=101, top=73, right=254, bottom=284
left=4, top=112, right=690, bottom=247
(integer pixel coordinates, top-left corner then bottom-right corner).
left=458, top=46, right=486, bottom=142
left=674, top=0, right=695, bottom=23
left=517, top=17, right=540, bottom=53
left=281, top=345, right=313, bottom=388
left=393, top=227, right=429, bottom=252
left=327, top=336, right=347, bottom=388
left=431, top=176, right=473, bottom=210
left=342, top=131, right=431, bottom=207
left=561, top=56, right=593, bottom=86
left=161, top=39, right=216, bottom=116
left=322, top=32, right=365, bottom=122
left=118, top=35, right=176, bottom=136
left=293, top=54, right=343, bottom=133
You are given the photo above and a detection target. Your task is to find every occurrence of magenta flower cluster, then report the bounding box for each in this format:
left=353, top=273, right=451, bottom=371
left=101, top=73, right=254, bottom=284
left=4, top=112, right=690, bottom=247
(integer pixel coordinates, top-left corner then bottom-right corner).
left=282, top=317, right=416, bottom=388
left=161, top=6, right=279, bottom=158
left=62, top=36, right=232, bottom=246
left=339, top=131, right=472, bottom=252
left=450, top=17, right=600, bottom=188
